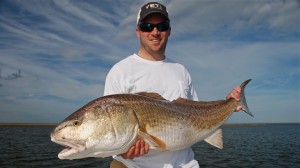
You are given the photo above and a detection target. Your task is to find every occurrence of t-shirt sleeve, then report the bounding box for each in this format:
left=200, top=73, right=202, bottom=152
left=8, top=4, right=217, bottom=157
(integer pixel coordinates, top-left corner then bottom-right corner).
left=186, top=69, right=199, bottom=101
left=103, top=68, right=126, bottom=96
left=189, top=83, right=198, bottom=101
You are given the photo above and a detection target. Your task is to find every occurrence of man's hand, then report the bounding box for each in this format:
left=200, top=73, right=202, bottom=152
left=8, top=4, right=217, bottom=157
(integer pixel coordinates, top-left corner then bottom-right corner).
left=119, top=139, right=150, bottom=159
left=226, top=86, right=243, bottom=112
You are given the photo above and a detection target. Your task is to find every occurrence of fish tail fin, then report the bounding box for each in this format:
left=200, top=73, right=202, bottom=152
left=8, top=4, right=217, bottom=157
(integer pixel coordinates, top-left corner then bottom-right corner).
left=239, top=79, right=253, bottom=117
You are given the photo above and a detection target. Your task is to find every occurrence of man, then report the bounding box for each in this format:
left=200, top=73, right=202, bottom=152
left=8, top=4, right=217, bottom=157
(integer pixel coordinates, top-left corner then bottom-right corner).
left=104, top=2, right=242, bottom=168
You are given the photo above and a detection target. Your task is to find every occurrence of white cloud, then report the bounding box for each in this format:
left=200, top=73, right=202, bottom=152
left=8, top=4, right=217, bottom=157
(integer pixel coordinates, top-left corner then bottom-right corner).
left=169, top=41, right=299, bottom=95
left=169, top=0, right=299, bottom=40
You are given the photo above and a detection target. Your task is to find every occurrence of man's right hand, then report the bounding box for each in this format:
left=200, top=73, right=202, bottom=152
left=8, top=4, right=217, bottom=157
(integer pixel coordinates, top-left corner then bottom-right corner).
left=119, top=139, right=150, bottom=159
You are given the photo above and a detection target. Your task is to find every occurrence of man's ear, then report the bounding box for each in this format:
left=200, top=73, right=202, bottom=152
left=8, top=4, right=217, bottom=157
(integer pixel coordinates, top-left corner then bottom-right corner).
left=136, top=27, right=140, bottom=38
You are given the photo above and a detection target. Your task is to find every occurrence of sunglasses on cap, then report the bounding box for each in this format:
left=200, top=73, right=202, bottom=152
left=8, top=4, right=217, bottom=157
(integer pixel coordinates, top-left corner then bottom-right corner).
left=138, top=22, right=170, bottom=32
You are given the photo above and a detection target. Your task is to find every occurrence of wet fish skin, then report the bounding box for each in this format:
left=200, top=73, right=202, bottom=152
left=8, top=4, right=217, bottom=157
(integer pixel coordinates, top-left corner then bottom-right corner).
left=51, top=79, right=252, bottom=160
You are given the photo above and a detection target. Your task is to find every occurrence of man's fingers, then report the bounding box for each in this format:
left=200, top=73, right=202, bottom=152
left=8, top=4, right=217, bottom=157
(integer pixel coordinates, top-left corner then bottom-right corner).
left=119, top=139, right=150, bottom=159
left=233, top=87, right=241, bottom=100
left=234, top=105, right=243, bottom=112
left=140, top=140, right=145, bottom=155
left=227, top=86, right=241, bottom=101
left=120, top=145, right=135, bottom=159
left=144, top=142, right=150, bottom=153
left=134, top=140, right=141, bottom=156
left=237, top=105, right=243, bottom=111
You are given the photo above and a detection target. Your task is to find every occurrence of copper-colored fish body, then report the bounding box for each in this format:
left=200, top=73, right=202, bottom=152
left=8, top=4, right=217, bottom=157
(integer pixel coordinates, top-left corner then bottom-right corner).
left=51, top=79, right=252, bottom=160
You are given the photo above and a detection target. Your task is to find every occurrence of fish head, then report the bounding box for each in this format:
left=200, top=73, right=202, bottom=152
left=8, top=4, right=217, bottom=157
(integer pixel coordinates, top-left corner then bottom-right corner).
left=50, top=97, right=139, bottom=160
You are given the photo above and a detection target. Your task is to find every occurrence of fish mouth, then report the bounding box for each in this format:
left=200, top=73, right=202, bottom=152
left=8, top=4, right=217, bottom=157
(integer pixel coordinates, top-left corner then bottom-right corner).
left=51, top=137, right=86, bottom=160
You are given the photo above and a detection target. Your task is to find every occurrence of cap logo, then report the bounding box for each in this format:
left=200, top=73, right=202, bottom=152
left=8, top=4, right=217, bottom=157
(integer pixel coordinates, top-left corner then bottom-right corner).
left=146, top=3, right=162, bottom=10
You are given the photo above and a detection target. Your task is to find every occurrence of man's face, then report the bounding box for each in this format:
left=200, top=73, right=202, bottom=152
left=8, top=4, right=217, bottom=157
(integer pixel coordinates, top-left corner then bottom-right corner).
left=136, top=13, right=171, bottom=58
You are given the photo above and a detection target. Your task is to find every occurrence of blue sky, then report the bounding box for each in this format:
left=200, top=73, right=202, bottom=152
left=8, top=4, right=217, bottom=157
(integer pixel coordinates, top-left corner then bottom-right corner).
left=0, top=0, right=299, bottom=124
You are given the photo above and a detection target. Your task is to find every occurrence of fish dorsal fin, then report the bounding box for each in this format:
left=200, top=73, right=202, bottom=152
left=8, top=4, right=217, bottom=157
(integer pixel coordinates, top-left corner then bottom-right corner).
left=139, top=126, right=166, bottom=150
left=204, top=129, right=223, bottom=149
left=136, top=92, right=166, bottom=100
left=173, top=98, right=193, bottom=104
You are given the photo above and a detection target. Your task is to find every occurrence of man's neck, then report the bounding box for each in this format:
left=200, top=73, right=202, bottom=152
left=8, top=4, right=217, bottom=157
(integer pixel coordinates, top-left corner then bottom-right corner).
left=137, top=50, right=165, bottom=61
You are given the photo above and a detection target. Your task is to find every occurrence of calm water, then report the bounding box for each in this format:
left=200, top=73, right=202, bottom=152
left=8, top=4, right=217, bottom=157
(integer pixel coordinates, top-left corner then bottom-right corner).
left=0, top=124, right=299, bottom=168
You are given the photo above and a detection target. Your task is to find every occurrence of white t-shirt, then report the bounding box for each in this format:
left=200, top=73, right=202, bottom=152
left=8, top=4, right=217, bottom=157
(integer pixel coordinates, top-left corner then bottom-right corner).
left=104, top=54, right=199, bottom=168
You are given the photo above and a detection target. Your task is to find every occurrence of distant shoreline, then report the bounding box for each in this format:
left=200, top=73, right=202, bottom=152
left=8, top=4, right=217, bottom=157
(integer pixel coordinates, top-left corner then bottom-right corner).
left=0, top=123, right=298, bottom=127
left=0, top=123, right=57, bottom=126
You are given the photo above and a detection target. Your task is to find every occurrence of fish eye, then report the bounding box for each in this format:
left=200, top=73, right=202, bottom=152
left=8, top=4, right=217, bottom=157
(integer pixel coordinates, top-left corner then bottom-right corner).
left=73, top=120, right=81, bottom=126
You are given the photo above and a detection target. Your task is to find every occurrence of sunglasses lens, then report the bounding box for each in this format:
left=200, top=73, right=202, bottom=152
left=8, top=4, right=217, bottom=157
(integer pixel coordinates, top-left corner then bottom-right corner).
left=157, top=22, right=170, bottom=32
left=139, top=23, right=154, bottom=32
left=139, top=22, right=170, bottom=32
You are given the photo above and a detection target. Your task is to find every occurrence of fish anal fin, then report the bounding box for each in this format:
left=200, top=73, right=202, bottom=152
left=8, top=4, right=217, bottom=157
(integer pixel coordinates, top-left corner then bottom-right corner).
left=136, top=92, right=166, bottom=100
left=139, top=127, right=166, bottom=151
left=204, top=129, right=223, bottom=149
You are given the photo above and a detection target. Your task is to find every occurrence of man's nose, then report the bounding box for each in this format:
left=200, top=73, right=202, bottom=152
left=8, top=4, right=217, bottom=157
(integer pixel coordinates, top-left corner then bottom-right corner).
left=151, top=27, right=159, bottom=35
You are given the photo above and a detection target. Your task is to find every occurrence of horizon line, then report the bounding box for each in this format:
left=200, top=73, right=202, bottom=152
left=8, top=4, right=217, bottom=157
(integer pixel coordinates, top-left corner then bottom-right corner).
left=0, top=122, right=299, bottom=127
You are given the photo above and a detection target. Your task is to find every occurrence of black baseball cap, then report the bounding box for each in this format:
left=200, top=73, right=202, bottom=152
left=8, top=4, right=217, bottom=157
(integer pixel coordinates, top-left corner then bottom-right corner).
left=136, top=2, right=169, bottom=24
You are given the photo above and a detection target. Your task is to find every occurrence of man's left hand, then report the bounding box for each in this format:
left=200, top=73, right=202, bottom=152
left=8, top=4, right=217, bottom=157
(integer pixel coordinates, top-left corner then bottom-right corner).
left=226, top=86, right=243, bottom=112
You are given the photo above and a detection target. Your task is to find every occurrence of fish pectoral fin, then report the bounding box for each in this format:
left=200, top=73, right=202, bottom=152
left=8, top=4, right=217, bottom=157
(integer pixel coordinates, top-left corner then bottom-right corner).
left=139, top=128, right=166, bottom=150
left=204, top=129, right=223, bottom=149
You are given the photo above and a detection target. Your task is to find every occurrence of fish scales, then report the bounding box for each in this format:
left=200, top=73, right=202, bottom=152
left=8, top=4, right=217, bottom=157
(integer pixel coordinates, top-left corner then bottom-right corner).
left=51, top=79, right=252, bottom=160
left=105, top=94, right=237, bottom=149
left=116, top=95, right=184, bottom=144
